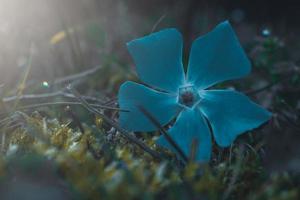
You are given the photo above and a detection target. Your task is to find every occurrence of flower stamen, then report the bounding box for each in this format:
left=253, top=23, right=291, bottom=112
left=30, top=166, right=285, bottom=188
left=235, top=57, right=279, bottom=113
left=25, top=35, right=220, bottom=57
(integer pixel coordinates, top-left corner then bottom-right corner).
left=178, top=85, right=200, bottom=108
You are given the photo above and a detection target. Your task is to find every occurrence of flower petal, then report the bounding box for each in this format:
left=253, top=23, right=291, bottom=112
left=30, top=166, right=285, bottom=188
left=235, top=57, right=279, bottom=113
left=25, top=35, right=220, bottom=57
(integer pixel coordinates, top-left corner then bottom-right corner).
left=118, top=81, right=181, bottom=132
left=157, top=108, right=212, bottom=162
left=199, top=90, right=272, bottom=147
left=127, top=29, right=185, bottom=93
left=187, top=21, right=251, bottom=89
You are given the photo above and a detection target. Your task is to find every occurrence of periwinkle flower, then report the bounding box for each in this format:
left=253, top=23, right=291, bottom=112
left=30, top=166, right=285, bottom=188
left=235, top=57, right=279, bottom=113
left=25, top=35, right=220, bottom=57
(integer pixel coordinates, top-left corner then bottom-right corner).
left=118, top=21, right=271, bottom=162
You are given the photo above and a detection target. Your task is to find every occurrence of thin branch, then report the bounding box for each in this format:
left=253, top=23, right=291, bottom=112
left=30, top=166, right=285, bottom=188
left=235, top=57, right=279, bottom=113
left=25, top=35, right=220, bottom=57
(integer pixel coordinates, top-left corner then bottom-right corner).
left=0, top=116, right=11, bottom=124
left=2, top=91, right=104, bottom=104
left=8, top=64, right=104, bottom=95
left=151, top=14, right=167, bottom=33
left=245, top=77, right=290, bottom=95
left=138, top=105, right=188, bottom=163
left=52, top=65, right=103, bottom=85
left=0, top=102, right=127, bottom=119
left=102, top=97, right=118, bottom=106
left=3, top=91, right=62, bottom=102
left=245, top=82, right=277, bottom=95
left=14, top=102, right=125, bottom=112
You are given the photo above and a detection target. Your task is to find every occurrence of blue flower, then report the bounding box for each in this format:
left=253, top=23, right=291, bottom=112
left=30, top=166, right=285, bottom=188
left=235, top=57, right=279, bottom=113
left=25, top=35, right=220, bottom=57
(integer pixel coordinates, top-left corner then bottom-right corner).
left=118, top=21, right=271, bottom=162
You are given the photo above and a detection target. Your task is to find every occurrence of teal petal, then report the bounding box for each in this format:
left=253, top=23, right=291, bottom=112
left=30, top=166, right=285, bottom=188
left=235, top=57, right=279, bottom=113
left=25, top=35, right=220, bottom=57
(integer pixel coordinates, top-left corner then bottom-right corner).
left=157, top=108, right=212, bottom=162
left=127, top=29, right=185, bottom=93
left=199, top=90, right=272, bottom=147
left=118, top=81, right=181, bottom=132
left=187, top=21, right=251, bottom=89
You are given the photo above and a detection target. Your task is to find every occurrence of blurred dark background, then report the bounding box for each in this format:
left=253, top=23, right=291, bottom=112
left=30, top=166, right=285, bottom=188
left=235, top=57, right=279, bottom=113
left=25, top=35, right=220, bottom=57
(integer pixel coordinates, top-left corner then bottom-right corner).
left=1, top=0, right=300, bottom=90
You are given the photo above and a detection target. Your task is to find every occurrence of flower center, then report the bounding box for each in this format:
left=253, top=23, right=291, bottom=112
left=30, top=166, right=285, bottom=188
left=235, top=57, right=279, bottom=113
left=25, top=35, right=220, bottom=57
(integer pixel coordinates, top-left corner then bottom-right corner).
left=178, top=85, right=200, bottom=108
